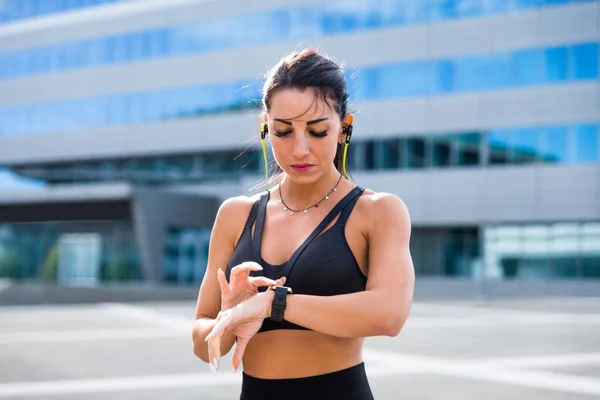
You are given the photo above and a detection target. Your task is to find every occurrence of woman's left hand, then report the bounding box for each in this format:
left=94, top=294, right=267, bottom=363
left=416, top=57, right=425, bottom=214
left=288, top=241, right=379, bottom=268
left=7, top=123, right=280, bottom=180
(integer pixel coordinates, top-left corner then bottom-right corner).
left=205, top=290, right=274, bottom=373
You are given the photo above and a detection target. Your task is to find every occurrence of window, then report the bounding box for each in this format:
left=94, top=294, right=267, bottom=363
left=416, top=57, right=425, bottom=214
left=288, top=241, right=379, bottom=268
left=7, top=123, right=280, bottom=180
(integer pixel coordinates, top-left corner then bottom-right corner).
left=539, top=126, right=569, bottom=164
left=457, top=132, right=481, bottom=166
left=381, top=138, right=402, bottom=169
left=431, top=0, right=457, bottom=20
left=2, top=40, right=599, bottom=136
left=455, top=0, right=482, bottom=18
left=516, top=0, right=539, bottom=9
left=570, top=43, right=599, bottom=80
left=480, top=54, right=512, bottom=89
left=350, top=67, right=379, bottom=101
left=404, top=0, right=431, bottom=23
left=364, top=140, right=376, bottom=170
left=573, top=124, right=599, bottom=163
left=512, top=49, right=544, bottom=86
left=544, top=46, right=568, bottom=82
left=407, top=138, right=426, bottom=168
left=403, top=61, right=437, bottom=96
left=429, top=135, right=451, bottom=167
left=512, top=128, right=539, bottom=164
left=437, top=60, right=454, bottom=93
left=378, top=64, right=406, bottom=98
left=488, top=130, right=512, bottom=165
left=164, top=227, right=210, bottom=284
left=480, top=0, right=509, bottom=13
left=3, top=2, right=598, bottom=78
left=453, top=56, right=481, bottom=92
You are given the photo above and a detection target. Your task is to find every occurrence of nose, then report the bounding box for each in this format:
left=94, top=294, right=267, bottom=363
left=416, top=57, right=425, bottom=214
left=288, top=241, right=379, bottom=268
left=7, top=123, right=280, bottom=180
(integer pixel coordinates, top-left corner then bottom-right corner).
left=292, top=133, right=310, bottom=160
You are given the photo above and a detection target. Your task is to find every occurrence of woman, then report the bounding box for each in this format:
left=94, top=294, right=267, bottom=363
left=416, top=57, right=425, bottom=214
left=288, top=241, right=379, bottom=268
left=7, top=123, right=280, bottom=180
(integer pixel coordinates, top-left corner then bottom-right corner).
left=192, top=49, right=415, bottom=400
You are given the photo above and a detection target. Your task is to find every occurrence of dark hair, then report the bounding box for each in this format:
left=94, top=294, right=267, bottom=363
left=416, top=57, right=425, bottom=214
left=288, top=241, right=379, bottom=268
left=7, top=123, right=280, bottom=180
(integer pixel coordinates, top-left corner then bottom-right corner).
left=262, top=49, right=350, bottom=177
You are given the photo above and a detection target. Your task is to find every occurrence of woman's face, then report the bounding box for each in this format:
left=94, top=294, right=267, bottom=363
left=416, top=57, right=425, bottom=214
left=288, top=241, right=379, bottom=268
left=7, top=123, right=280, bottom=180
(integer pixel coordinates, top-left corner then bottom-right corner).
left=265, top=88, right=350, bottom=184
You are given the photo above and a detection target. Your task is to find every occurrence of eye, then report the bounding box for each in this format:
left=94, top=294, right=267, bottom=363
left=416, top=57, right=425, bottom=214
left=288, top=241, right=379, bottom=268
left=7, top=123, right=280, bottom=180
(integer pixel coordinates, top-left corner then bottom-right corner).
left=310, top=130, right=328, bottom=138
left=274, top=130, right=292, bottom=137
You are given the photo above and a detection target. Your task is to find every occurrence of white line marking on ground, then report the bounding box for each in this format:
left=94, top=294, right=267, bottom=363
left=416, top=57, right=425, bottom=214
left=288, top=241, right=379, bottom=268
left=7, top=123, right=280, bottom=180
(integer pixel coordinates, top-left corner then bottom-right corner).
left=0, top=373, right=241, bottom=397
left=414, top=302, right=600, bottom=320
left=404, top=315, right=600, bottom=328
left=0, top=280, right=10, bottom=294
left=444, top=367, right=600, bottom=397
left=2, top=350, right=599, bottom=397
left=470, top=352, right=600, bottom=369
left=0, top=328, right=182, bottom=344
left=99, top=303, right=191, bottom=330
left=365, top=347, right=600, bottom=397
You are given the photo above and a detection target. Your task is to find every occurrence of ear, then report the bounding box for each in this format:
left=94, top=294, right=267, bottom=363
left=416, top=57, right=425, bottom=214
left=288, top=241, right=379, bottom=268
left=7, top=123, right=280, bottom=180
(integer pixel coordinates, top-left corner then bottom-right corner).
left=339, top=114, right=354, bottom=144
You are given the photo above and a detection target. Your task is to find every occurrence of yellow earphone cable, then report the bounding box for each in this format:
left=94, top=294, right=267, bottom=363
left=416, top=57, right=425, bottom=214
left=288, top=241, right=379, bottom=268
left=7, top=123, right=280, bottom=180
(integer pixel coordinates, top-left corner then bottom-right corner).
left=342, top=142, right=349, bottom=180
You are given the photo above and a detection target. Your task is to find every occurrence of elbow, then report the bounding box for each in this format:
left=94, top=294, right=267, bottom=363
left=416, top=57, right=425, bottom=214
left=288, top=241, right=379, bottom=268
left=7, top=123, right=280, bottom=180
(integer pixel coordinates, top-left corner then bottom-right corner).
left=382, top=295, right=413, bottom=337
left=191, top=324, right=209, bottom=363
left=192, top=342, right=209, bottom=363
left=384, top=317, right=405, bottom=337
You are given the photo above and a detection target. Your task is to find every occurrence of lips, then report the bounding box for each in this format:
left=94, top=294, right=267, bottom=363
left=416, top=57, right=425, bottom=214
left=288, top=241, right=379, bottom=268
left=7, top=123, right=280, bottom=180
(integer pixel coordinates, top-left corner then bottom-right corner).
left=291, top=164, right=314, bottom=172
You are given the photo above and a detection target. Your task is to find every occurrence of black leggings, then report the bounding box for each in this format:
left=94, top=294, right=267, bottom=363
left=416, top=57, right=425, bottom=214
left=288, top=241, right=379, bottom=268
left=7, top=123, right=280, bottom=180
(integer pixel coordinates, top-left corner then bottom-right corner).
left=239, top=362, right=374, bottom=400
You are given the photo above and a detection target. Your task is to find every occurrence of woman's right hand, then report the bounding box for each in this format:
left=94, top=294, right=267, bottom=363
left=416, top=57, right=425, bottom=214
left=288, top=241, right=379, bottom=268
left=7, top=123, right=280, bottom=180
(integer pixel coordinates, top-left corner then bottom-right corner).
left=217, top=262, right=285, bottom=311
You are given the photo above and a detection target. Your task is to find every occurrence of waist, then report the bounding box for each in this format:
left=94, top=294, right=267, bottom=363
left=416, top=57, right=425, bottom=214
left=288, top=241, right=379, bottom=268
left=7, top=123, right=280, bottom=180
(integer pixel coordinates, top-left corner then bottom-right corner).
left=241, top=362, right=373, bottom=400
left=242, top=330, right=364, bottom=379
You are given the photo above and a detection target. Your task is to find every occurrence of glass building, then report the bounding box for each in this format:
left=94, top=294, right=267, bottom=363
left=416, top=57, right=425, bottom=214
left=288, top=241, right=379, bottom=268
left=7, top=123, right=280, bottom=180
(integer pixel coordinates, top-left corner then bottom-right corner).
left=0, top=0, right=598, bottom=285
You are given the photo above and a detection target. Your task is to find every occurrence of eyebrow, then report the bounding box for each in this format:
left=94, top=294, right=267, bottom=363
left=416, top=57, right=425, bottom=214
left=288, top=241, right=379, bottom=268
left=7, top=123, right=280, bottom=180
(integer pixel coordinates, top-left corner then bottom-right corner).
left=273, top=118, right=329, bottom=126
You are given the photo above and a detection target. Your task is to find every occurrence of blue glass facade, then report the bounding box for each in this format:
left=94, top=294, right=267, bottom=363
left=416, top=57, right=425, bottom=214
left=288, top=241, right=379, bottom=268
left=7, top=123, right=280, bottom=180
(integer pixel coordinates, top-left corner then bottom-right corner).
left=347, top=123, right=600, bottom=170
left=0, top=0, right=125, bottom=24
left=9, top=122, right=599, bottom=188
left=0, top=42, right=598, bottom=138
left=484, top=222, right=600, bottom=279
left=0, top=0, right=597, bottom=80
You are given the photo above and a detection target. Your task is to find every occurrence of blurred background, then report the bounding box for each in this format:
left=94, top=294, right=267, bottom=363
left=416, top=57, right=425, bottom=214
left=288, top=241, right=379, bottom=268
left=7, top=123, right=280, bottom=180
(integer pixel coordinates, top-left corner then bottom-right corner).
left=0, top=1, right=599, bottom=399
left=0, top=0, right=598, bottom=294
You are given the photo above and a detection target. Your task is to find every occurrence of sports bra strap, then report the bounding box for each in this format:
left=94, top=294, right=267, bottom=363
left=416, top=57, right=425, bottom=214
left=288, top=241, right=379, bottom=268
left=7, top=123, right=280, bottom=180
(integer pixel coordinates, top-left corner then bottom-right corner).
left=244, top=199, right=261, bottom=230
left=251, top=191, right=271, bottom=263
left=337, top=186, right=365, bottom=226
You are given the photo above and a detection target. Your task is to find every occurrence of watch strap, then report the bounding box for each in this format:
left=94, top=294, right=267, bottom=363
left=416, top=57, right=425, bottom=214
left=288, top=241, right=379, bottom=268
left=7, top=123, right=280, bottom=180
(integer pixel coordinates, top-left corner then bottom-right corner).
left=270, top=286, right=288, bottom=322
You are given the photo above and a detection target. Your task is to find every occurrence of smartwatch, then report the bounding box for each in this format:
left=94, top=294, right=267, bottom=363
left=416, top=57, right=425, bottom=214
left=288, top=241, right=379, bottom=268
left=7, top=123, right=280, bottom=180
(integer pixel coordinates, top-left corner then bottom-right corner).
left=269, top=285, right=292, bottom=322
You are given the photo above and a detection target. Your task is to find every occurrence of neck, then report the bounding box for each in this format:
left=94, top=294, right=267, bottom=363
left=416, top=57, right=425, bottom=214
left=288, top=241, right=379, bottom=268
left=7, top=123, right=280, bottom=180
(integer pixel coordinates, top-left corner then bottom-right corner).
left=278, top=168, right=342, bottom=210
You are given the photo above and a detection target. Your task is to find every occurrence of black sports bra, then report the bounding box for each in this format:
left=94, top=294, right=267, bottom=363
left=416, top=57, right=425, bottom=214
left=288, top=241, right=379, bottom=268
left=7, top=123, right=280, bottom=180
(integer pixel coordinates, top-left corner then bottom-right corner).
left=225, top=186, right=367, bottom=333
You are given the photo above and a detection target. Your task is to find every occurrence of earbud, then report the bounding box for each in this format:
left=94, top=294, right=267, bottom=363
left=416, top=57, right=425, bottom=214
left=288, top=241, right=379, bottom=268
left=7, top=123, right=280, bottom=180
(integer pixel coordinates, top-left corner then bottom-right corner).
left=342, top=124, right=353, bottom=144
left=260, top=123, right=268, bottom=140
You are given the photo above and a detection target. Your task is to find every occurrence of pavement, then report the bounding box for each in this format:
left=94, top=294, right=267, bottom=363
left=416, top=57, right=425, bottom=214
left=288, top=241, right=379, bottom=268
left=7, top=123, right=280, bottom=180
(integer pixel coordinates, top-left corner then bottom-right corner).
left=0, top=296, right=599, bottom=399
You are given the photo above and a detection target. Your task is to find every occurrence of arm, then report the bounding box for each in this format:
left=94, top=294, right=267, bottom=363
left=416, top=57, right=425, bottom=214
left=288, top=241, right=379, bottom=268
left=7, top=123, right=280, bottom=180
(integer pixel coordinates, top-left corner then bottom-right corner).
left=191, top=196, right=247, bottom=363
left=281, top=193, right=414, bottom=338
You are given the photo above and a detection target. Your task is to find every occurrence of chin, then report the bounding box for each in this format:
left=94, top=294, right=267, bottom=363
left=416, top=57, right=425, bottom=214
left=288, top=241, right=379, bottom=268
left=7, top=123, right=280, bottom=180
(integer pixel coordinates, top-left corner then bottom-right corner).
left=284, top=168, right=319, bottom=183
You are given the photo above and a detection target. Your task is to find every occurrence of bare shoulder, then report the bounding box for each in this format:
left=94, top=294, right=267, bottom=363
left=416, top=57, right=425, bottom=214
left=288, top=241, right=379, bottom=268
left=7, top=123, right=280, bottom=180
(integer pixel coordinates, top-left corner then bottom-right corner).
left=355, top=188, right=411, bottom=235
left=218, top=193, right=262, bottom=217
left=214, top=192, right=264, bottom=246
left=216, top=192, right=263, bottom=223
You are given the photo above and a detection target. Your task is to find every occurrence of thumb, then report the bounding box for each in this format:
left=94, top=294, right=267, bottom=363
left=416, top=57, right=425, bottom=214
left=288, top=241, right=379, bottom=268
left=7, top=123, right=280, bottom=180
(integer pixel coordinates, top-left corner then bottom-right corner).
left=275, top=276, right=286, bottom=286
left=249, top=276, right=277, bottom=288
left=216, top=269, right=230, bottom=297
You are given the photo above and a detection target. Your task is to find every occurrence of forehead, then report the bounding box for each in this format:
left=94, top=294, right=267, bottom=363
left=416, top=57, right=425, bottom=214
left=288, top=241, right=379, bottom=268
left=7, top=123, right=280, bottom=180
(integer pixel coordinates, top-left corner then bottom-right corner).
left=268, top=88, right=337, bottom=121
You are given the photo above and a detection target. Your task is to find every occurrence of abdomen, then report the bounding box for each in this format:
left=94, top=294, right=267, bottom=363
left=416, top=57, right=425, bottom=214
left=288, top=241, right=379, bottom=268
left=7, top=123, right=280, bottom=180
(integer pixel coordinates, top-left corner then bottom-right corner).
left=241, top=330, right=364, bottom=379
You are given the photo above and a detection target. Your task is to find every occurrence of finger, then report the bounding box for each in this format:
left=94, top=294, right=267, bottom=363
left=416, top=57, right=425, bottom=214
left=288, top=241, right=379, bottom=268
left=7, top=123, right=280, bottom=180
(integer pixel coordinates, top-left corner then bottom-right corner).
left=276, top=276, right=286, bottom=286
left=216, top=269, right=230, bottom=297
left=248, top=276, right=278, bottom=288
left=208, top=333, right=221, bottom=373
left=205, top=311, right=232, bottom=343
left=232, top=337, right=249, bottom=373
left=232, top=262, right=263, bottom=278
left=207, top=329, right=214, bottom=373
